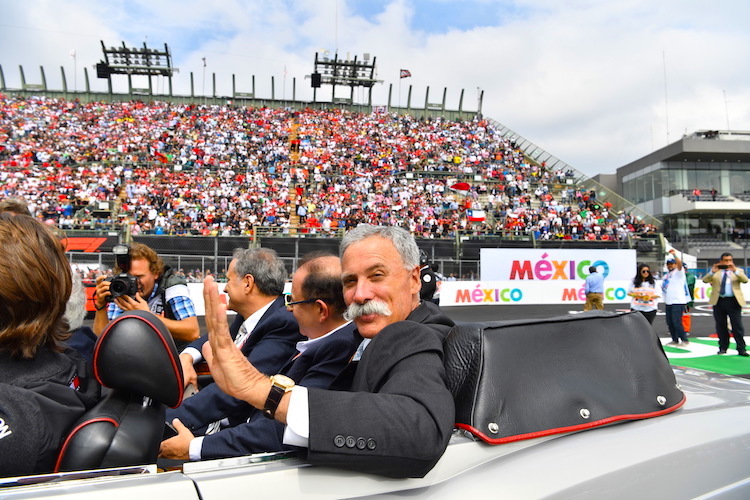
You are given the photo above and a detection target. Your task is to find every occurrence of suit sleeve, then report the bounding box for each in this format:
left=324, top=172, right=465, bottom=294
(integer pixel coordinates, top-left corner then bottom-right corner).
left=305, top=323, right=455, bottom=478
left=200, top=410, right=287, bottom=459
left=197, top=328, right=357, bottom=458
left=168, top=314, right=300, bottom=431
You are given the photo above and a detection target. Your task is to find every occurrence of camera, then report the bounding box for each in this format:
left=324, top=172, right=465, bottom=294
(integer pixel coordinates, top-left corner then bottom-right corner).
left=105, top=244, right=139, bottom=301
left=717, top=264, right=729, bottom=269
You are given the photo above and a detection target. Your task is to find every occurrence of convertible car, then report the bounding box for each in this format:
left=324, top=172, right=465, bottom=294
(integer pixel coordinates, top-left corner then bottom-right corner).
left=2, top=311, right=750, bottom=499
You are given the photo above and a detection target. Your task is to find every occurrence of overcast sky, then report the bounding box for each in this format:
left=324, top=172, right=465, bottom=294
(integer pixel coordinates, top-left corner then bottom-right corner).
left=2, top=0, right=749, bottom=177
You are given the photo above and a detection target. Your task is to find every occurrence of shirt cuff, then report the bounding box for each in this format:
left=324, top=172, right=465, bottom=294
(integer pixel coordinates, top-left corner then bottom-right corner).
left=189, top=436, right=204, bottom=461
left=282, top=386, right=309, bottom=448
left=182, top=346, right=202, bottom=364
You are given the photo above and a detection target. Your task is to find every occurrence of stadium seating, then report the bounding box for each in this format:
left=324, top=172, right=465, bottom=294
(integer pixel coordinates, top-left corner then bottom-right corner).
left=1, top=95, right=656, bottom=242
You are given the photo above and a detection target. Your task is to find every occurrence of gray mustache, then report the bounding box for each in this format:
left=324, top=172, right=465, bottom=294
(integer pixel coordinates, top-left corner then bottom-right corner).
left=344, top=300, right=392, bottom=322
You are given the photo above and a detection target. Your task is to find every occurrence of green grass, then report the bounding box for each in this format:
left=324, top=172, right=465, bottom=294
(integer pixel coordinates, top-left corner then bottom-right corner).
left=664, top=338, right=750, bottom=375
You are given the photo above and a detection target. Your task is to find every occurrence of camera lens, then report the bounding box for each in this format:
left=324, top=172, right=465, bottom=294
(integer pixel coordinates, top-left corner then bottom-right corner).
left=109, top=278, right=127, bottom=296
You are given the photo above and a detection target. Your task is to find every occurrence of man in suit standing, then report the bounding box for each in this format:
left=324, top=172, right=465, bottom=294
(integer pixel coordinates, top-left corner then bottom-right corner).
left=165, top=248, right=302, bottom=437
left=160, top=252, right=359, bottom=460
left=200, top=225, right=455, bottom=478
left=702, top=252, right=749, bottom=356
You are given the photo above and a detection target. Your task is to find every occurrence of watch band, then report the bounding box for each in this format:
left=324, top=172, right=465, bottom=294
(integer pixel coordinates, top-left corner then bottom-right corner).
left=263, top=384, right=286, bottom=419
left=263, top=375, right=295, bottom=419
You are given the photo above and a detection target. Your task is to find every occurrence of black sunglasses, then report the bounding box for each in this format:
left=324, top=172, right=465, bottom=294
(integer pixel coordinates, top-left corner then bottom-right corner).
left=641, top=269, right=650, bottom=274
left=284, top=294, right=321, bottom=308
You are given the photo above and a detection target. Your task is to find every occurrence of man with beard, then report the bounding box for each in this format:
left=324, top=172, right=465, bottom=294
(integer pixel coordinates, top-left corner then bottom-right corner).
left=200, top=224, right=455, bottom=478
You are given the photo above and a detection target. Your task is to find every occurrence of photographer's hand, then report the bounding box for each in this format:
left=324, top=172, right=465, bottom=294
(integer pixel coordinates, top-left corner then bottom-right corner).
left=114, top=293, right=150, bottom=312
left=93, top=275, right=112, bottom=336
left=94, top=275, right=111, bottom=310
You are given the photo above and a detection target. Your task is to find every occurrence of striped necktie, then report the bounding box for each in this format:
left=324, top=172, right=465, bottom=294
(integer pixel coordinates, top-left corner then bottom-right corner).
left=235, top=324, right=249, bottom=348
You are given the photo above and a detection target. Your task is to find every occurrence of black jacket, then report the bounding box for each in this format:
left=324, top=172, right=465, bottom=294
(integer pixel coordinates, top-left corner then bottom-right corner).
left=306, top=301, right=456, bottom=478
left=0, top=347, right=100, bottom=477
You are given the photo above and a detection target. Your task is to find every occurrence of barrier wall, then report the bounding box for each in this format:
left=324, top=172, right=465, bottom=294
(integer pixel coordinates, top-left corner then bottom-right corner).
left=180, top=280, right=739, bottom=312
left=438, top=279, right=748, bottom=307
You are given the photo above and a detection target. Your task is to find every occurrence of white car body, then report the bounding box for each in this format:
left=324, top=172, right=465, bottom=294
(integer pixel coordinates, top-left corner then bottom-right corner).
left=3, top=367, right=750, bottom=499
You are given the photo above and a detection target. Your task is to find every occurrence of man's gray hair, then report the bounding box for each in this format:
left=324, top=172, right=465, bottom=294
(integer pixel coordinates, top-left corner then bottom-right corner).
left=64, top=271, right=86, bottom=331
left=340, top=224, right=419, bottom=270
left=232, top=247, right=287, bottom=296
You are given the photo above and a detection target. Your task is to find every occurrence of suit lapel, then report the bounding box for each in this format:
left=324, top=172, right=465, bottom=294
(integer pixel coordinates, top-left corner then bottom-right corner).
left=326, top=327, right=364, bottom=391
left=240, top=296, right=285, bottom=354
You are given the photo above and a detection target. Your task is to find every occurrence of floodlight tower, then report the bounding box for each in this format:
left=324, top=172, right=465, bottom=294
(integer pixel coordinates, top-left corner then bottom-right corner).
left=310, top=52, right=381, bottom=105
left=96, top=41, right=177, bottom=95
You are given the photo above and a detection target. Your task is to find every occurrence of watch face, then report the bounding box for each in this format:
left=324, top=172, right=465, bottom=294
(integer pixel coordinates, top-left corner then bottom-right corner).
left=271, top=374, right=295, bottom=390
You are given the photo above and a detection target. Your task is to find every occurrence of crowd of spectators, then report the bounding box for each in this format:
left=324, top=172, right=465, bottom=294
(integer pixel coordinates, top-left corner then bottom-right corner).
left=0, top=95, right=657, bottom=240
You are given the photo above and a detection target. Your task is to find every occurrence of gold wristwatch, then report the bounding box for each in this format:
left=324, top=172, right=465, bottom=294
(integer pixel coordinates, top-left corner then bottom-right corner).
left=263, top=374, right=295, bottom=419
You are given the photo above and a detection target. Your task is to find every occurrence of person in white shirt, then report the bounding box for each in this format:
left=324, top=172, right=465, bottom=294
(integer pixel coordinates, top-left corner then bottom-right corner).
left=662, top=250, right=690, bottom=346
left=627, top=263, right=660, bottom=324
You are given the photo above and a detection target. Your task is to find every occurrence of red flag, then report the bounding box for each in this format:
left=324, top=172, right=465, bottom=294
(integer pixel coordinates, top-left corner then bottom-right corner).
left=400, top=69, right=412, bottom=78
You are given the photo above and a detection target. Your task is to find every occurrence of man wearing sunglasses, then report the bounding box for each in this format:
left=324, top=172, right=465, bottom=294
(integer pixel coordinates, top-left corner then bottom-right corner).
left=161, top=252, right=359, bottom=461
left=201, top=225, right=456, bottom=478
left=161, top=248, right=302, bottom=452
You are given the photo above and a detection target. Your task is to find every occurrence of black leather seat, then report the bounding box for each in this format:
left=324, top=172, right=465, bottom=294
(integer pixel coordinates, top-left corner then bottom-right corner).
left=444, top=311, right=686, bottom=444
left=54, top=310, right=184, bottom=472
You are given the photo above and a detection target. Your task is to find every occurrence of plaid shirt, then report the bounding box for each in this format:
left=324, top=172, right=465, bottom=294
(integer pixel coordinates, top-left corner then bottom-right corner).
left=107, top=282, right=196, bottom=320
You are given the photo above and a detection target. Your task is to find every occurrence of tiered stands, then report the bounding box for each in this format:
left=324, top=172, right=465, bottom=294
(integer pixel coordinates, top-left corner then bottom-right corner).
left=0, top=95, right=657, bottom=241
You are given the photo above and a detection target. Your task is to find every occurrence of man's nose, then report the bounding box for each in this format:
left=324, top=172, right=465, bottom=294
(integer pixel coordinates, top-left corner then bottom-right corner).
left=351, top=280, right=374, bottom=303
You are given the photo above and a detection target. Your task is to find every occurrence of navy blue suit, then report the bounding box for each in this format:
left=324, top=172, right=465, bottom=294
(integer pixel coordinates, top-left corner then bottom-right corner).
left=199, top=322, right=361, bottom=459
left=168, top=296, right=302, bottom=433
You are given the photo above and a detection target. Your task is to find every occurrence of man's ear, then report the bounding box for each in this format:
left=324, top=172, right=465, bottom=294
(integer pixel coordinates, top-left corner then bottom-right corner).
left=409, top=265, right=421, bottom=295
left=243, top=274, right=255, bottom=295
left=316, top=299, right=329, bottom=321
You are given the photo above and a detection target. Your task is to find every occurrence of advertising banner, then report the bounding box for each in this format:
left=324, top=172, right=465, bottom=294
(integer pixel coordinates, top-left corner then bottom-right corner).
left=480, top=248, right=637, bottom=282
left=438, top=279, right=749, bottom=307
left=414, top=249, right=736, bottom=307
left=184, top=280, right=744, bottom=312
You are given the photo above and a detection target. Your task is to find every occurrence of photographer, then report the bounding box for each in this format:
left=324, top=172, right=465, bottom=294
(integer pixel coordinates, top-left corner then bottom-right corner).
left=93, top=243, right=199, bottom=350
left=702, top=252, right=749, bottom=356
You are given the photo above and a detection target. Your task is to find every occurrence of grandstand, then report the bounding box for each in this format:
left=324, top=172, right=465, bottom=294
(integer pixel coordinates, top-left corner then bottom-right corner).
left=1, top=62, right=665, bottom=277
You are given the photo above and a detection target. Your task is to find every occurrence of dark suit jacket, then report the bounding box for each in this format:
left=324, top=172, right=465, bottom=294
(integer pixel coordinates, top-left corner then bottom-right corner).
left=168, top=296, right=302, bottom=432
left=199, top=322, right=361, bottom=459
left=188, top=312, right=246, bottom=353
left=306, top=301, right=456, bottom=478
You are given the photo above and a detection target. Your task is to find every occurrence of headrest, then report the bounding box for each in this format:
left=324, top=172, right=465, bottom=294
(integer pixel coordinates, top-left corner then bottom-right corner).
left=444, top=311, right=685, bottom=444
left=94, top=310, right=184, bottom=408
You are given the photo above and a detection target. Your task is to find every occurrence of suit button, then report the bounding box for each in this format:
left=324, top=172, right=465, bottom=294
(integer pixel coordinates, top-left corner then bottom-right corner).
left=356, top=437, right=366, bottom=450
left=334, top=435, right=345, bottom=448
left=367, top=438, right=376, bottom=450
left=345, top=436, right=356, bottom=448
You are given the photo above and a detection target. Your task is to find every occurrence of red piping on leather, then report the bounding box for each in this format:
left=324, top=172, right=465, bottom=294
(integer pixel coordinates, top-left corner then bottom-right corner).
left=93, top=313, right=184, bottom=408
left=54, top=418, right=119, bottom=472
left=456, top=394, right=687, bottom=444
